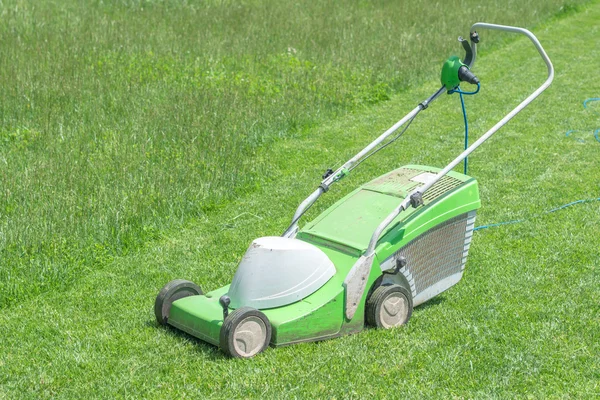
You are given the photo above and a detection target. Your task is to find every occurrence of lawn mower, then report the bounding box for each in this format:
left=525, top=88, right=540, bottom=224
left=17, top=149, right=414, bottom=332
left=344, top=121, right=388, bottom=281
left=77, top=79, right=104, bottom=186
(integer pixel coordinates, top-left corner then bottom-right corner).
left=155, top=23, right=553, bottom=358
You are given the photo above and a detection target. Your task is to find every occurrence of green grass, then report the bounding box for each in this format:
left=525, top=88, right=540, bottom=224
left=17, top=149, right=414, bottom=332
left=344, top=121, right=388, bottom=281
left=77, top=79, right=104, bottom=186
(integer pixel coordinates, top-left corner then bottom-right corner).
left=0, top=0, right=593, bottom=308
left=1, top=0, right=600, bottom=398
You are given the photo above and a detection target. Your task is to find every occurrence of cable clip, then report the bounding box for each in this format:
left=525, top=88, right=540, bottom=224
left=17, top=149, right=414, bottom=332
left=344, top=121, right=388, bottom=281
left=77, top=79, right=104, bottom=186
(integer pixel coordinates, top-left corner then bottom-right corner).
left=322, top=168, right=334, bottom=180
left=410, top=192, right=423, bottom=208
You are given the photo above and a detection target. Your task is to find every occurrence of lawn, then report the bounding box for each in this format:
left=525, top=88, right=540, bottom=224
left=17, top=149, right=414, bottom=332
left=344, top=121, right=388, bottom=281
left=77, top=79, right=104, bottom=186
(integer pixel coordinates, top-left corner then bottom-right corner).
left=0, top=0, right=593, bottom=309
left=1, top=0, right=599, bottom=398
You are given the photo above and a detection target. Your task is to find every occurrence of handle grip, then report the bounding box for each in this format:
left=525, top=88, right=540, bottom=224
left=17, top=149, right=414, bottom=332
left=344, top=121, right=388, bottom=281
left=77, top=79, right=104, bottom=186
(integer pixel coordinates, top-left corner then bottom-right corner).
left=469, top=23, right=554, bottom=81
left=366, top=23, right=554, bottom=256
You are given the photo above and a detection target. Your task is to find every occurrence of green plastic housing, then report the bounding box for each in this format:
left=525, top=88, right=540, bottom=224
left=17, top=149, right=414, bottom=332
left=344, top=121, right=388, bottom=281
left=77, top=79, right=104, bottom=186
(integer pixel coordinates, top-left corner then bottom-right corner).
left=167, top=165, right=480, bottom=347
left=441, top=56, right=467, bottom=90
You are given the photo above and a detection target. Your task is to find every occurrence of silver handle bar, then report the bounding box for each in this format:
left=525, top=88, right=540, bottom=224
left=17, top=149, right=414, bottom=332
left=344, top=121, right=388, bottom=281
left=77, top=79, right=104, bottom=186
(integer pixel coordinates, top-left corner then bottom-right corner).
left=282, top=85, right=446, bottom=237
left=364, top=23, right=554, bottom=255
left=283, top=23, right=554, bottom=241
left=341, top=23, right=554, bottom=320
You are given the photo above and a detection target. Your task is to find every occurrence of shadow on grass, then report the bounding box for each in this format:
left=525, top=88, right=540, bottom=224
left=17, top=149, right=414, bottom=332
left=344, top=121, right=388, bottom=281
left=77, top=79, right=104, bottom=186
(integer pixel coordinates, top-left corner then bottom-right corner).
left=146, top=295, right=448, bottom=360
left=414, top=295, right=446, bottom=311
left=145, top=320, right=226, bottom=361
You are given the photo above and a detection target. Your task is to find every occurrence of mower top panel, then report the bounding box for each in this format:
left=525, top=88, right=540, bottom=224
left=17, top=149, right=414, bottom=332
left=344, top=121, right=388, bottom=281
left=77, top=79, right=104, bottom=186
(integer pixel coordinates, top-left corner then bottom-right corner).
left=298, top=165, right=475, bottom=253
left=300, top=189, right=404, bottom=252
left=363, top=166, right=470, bottom=200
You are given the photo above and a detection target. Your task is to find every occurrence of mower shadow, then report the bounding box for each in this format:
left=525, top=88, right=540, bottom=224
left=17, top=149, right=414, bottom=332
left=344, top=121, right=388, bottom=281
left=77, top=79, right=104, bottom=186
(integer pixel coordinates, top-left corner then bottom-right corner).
left=146, top=320, right=227, bottom=360
left=415, top=295, right=446, bottom=311
left=147, top=295, right=448, bottom=360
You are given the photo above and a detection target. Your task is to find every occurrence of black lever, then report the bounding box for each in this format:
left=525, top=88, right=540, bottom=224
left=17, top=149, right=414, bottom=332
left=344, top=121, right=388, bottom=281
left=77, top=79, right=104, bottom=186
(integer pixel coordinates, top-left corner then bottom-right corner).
left=459, top=36, right=474, bottom=67
left=219, top=295, right=231, bottom=319
left=458, top=34, right=480, bottom=85
left=383, top=256, right=407, bottom=275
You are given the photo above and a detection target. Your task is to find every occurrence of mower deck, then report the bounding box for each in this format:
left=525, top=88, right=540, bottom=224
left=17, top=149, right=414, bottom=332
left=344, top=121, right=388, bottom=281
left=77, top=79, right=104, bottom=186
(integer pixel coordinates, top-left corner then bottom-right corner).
left=166, top=165, right=480, bottom=347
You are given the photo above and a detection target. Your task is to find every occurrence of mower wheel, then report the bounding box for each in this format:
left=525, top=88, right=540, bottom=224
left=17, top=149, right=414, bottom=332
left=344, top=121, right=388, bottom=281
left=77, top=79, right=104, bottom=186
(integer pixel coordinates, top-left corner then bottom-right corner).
left=155, top=279, right=203, bottom=325
left=366, top=284, right=412, bottom=329
left=220, top=307, right=271, bottom=358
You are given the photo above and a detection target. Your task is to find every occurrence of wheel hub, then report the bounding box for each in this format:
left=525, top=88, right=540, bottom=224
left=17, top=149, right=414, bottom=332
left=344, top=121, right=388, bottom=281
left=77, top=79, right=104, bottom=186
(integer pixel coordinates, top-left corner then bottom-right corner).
left=380, top=293, right=407, bottom=328
left=233, top=316, right=268, bottom=357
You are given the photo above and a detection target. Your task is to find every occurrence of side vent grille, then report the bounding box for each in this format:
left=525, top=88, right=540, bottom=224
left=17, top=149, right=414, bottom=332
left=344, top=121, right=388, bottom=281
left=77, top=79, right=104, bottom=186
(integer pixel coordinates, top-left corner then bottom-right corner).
left=422, top=175, right=463, bottom=203
left=392, top=211, right=476, bottom=304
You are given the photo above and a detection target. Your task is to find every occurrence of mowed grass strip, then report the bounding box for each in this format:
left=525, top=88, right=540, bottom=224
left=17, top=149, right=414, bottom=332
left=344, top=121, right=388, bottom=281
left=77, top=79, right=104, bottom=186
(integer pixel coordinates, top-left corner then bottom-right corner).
left=0, top=3, right=599, bottom=398
left=0, top=0, right=593, bottom=308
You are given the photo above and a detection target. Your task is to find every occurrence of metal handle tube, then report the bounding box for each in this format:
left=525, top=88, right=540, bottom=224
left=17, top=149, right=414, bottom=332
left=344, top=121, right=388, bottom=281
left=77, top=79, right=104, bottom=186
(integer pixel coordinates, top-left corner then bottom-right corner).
left=282, top=104, right=421, bottom=237
left=420, top=23, right=554, bottom=192
left=364, top=23, right=554, bottom=255
left=339, top=87, right=446, bottom=172
left=282, top=86, right=446, bottom=237
left=282, top=187, right=323, bottom=237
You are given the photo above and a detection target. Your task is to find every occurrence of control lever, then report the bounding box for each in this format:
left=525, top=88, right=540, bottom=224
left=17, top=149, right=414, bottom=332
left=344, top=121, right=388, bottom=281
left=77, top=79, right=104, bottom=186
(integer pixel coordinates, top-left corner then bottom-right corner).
left=441, top=34, right=481, bottom=90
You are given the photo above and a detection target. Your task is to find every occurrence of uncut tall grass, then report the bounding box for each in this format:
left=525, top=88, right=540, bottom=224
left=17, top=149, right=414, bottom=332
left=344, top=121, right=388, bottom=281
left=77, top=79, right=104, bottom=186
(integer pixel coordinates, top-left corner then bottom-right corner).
left=0, top=0, right=588, bottom=307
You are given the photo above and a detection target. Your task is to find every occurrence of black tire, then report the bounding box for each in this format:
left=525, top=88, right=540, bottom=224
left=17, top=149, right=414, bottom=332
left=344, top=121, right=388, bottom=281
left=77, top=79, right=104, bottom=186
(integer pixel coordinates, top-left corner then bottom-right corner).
left=155, top=279, right=203, bottom=325
left=220, top=307, right=272, bottom=358
left=366, top=284, right=413, bottom=329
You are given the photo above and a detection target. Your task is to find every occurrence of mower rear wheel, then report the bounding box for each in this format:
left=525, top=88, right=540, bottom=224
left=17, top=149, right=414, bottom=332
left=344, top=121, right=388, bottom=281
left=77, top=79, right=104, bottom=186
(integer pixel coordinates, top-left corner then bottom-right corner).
left=155, top=279, right=203, bottom=325
left=366, top=284, right=412, bottom=329
left=220, top=307, right=271, bottom=358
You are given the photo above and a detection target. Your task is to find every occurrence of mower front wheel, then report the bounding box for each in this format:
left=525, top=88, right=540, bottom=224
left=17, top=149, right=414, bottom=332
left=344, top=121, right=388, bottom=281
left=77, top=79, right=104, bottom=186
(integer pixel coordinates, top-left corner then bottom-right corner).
left=220, top=307, right=272, bottom=358
left=366, top=284, right=413, bottom=329
left=155, top=279, right=203, bottom=325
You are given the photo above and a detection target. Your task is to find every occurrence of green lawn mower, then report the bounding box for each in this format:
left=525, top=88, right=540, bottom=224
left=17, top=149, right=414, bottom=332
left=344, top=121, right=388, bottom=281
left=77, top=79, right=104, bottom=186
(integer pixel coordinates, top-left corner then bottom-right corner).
left=155, top=23, right=553, bottom=358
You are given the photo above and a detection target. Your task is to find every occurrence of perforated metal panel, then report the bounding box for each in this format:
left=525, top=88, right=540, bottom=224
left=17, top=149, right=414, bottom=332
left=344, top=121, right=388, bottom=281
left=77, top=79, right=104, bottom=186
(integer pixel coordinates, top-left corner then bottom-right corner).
left=380, top=211, right=476, bottom=305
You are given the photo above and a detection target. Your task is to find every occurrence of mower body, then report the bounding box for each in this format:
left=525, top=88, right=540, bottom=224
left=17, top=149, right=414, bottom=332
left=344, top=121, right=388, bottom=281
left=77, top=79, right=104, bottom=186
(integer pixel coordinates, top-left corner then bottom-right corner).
left=167, top=164, right=480, bottom=347
left=158, top=23, right=553, bottom=356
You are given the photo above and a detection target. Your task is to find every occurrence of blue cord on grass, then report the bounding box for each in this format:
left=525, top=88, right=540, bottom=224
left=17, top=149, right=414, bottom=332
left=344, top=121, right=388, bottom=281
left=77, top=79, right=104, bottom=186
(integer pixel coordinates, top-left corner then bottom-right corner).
left=477, top=97, right=600, bottom=231
left=449, top=83, right=480, bottom=175
left=474, top=197, right=600, bottom=231
left=565, top=98, right=600, bottom=143
left=583, top=97, right=600, bottom=110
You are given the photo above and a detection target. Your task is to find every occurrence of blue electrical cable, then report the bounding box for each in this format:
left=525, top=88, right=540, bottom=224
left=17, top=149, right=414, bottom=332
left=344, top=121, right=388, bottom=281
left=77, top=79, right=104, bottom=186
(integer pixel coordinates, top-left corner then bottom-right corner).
left=449, top=83, right=480, bottom=175
left=583, top=97, right=600, bottom=110
left=469, top=96, right=599, bottom=231
left=586, top=98, right=600, bottom=143
left=565, top=98, right=600, bottom=143
left=459, top=91, right=468, bottom=175
left=474, top=197, right=600, bottom=231
left=448, top=84, right=481, bottom=96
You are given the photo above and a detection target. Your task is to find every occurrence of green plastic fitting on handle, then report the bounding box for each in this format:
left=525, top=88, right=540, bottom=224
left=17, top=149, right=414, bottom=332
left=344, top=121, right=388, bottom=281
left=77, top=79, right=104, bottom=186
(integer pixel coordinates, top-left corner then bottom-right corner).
left=333, top=167, right=350, bottom=182
left=441, top=56, right=467, bottom=91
